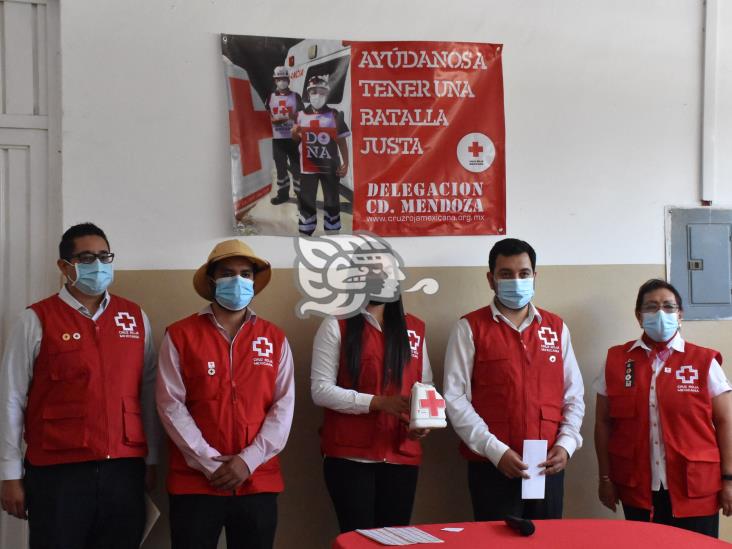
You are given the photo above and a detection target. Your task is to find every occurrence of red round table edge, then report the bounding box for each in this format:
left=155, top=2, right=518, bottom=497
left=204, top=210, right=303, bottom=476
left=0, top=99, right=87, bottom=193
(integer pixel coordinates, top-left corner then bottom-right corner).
left=331, top=518, right=732, bottom=548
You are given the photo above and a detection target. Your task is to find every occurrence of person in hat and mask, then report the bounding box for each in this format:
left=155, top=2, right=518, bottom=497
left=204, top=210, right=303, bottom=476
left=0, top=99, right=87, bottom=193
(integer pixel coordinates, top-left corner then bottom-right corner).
left=265, top=65, right=304, bottom=205
left=156, top=239, right=295, bottom=549
left=291, top=75, right=350, bottom=235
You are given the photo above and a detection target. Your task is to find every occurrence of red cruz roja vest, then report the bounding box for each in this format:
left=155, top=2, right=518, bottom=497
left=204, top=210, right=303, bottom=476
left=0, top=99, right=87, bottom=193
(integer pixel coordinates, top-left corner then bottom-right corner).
left=320, top=314, right=426, bottom=465
left=25, top=294, right=147, bottom=466
left=297, top=107, right=341, bottom=174
left=605, top=340, right=722, bottom=517
left=460, top=306, right=565, bottom=461
left=267, top=91, right=299, bottom=139
left=165, top=314, right=286, bottom=496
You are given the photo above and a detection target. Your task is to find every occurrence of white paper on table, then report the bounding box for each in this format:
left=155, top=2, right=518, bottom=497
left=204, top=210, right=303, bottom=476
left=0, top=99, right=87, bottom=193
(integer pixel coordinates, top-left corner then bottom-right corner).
left=356, top=527, right=443, bottom=545
left=521, top=439, right=548, bottom=500
left=441, top=527, right=464, bottom=532
left=141, top=494, right=161, bottom=545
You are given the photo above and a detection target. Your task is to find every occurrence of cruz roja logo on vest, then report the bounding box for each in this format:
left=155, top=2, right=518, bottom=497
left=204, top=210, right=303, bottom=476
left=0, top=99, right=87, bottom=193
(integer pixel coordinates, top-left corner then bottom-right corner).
left=407, top=329, right=421, bottom=359
left=114, top=312, right=140, bottom=339
left=252, top=336, right=274, bottom=367
left=675, top=365, right=700, bottom=393
left=537, top=326, right=560, bottom=356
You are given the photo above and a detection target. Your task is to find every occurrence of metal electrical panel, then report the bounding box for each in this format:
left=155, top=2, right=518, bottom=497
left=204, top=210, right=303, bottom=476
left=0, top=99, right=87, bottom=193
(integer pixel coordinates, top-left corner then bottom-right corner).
left=667, top=208, right=732, bottom=320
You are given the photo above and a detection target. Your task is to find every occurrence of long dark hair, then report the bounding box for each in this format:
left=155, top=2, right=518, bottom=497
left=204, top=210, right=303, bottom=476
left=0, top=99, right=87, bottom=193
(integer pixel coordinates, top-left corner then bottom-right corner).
left=344, top=298, right=411, bottom=391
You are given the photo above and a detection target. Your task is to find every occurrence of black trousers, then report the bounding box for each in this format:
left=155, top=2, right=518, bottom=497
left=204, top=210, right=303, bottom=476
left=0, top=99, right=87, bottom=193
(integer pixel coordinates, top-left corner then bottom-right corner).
left=323, top=457, right=419, bottom=533
left=623, top=488, right=719, bottom=538
left=24, top=458, right=145, bottom=549
left=169, top=492, right=278, bottom=549
left=298, top=173, right=341, bottom=234
left=272, top=139, right=300, bottom=197
left=467, top=461, right=564, bottom=521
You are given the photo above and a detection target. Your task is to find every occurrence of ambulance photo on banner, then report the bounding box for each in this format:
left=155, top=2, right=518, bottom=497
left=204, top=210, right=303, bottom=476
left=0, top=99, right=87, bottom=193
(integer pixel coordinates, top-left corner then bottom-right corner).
left=222, top=34, right=506, bottom=237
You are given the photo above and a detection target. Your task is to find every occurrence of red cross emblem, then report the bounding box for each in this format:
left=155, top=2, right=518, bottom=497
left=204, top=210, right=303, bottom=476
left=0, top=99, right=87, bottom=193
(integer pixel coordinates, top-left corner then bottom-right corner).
left=468, top=141, right=483, bottom=157
left=419, top=390, right=446, bottom=417
left=252, top=336, right=273, bottom=358
left=538, top=326, right=559, bottom=347
left=274, top=99, right=290, bottom=116
left=114, top=312, right=137, bottom=333
left=306, top=117, right=322, bottom=129
left=407, top=329, right=421, bottom=354
left=675, top=365, right=699, bottom=385
left=228, top=77, right=271, bottom=176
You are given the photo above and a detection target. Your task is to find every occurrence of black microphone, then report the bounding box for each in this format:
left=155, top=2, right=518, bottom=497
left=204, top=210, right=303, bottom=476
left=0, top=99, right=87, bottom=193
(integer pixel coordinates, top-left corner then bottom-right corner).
left=504, top=515, right=535, bottom=536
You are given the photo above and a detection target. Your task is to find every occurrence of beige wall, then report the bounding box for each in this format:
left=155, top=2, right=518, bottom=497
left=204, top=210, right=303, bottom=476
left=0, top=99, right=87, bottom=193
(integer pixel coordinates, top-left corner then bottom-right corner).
left=114, top=265, right=732, bottom=548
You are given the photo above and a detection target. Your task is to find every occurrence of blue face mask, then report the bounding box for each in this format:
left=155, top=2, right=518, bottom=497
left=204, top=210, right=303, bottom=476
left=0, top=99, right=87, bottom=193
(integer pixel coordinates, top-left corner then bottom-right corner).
left=642, top=311, right=679, bottom=342
left=67, top=260, right=114, bottom=296
left=495, top=278, right=534, bottom=310
left=214, top=276, right=254, bottom=311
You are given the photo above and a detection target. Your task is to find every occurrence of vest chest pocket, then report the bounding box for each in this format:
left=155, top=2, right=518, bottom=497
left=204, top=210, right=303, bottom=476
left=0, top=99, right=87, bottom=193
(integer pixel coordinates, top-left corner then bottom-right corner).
left=608, top=394, right=637, bottom=419
left=184, top=372, right=221, bottom=402
left=48, top=348, right=90, bottom=382
left=122, top=397, right=146, bottom=446
left=473, top=357, right=510, bottom=387
left=41, top=402, right=88, bottom=451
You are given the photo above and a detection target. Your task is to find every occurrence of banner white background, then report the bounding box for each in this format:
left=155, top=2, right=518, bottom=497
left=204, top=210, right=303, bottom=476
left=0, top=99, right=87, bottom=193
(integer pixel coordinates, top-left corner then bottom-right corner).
left=59, top=0, right=732, bottom=269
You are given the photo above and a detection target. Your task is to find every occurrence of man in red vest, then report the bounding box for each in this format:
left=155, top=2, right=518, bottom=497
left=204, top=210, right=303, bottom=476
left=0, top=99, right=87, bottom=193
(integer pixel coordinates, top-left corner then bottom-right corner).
left=443, top=238, right=585, bottom=520
left=156, top=239, right=294, bottom=549
left=0, top=222, right=160, bottom=549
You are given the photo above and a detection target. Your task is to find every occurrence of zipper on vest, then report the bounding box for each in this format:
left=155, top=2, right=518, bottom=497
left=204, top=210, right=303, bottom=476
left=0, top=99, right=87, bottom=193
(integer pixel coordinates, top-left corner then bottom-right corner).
left=94, top=323, right=112, bottom=459
left=520, top=331, right=528, bottom=442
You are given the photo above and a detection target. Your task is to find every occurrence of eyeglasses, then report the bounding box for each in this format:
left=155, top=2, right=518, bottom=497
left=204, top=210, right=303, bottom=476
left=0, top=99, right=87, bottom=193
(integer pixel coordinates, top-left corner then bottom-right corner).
left=69, top=252, right=115, bottom=264
left=640, top=303, right=679, bottom=314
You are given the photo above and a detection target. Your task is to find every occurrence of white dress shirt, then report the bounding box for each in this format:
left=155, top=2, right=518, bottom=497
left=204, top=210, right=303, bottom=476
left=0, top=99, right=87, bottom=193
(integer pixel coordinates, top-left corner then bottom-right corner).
left=443, top=300, right=585, bottom=466
left=310, top=312, right=433, bottom=463
left=594, top=333, right=732, bottom=490
left=0, top=286, right=161, bottom=480
left=156, top=306, right=295, bottom=479
left=311, top=313, right=433, bottom=414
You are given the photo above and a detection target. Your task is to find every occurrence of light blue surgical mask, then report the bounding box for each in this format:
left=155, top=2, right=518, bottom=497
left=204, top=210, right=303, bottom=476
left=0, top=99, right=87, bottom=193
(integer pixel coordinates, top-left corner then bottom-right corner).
left=495, top=278, right=534, bottom=310
left=642, top=310, right=679, bottom=342
left=67, top=260, right=114, bottom=296
left=214, top=276, right=254, bottom=311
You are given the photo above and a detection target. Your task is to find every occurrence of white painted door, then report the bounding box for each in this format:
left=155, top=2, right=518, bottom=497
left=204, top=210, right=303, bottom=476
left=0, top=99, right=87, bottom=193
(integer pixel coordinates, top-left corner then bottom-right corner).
left=0, top=0, right=60, bottom=547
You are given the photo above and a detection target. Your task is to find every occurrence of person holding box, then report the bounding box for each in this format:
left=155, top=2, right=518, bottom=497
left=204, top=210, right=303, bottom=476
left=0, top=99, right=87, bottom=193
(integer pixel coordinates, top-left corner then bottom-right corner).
left=311, top=294, right=432, bottom=533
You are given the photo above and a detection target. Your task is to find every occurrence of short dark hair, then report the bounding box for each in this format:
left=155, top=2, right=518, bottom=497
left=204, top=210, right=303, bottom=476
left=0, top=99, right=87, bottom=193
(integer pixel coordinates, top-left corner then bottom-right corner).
left=59, top=223, right=110, bottom=260
left=635, top=279, right=683, bottom=312
left=489, top=238, right=537, bottom=272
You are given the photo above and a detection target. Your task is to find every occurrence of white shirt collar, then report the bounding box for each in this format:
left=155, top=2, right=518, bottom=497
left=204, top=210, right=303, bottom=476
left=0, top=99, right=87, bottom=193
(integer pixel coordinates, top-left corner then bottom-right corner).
left=628, top=332, right=685, bottom=353
left=58, top=285, right=110, bottom=320
left=489, top=299, right=542, bottom=326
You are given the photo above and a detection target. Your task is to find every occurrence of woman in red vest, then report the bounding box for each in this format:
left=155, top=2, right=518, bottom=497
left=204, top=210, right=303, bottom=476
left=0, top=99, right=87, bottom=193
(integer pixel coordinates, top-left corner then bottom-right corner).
left=594, top=279, right=732, bottom=537
left=311, top=297, right=432, bottom=533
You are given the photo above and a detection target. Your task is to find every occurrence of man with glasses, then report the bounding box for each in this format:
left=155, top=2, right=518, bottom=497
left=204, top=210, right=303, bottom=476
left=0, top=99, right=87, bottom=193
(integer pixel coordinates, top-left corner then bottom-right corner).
left=594, top=278, right=732, bottom=538
left=0, top=222, right=159, bottom=549
left=443, top=238, right=585, bottom=521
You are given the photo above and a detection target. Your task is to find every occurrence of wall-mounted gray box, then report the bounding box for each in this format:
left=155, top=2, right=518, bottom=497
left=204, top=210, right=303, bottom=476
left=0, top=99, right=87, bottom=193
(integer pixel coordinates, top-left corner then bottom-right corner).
left=667, top=208, right=732, bottom=320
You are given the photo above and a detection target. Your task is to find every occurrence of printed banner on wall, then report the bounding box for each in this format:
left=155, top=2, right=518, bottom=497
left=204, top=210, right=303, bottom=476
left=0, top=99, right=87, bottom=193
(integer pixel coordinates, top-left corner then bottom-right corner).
left=222, top=35, right=505, bottom=237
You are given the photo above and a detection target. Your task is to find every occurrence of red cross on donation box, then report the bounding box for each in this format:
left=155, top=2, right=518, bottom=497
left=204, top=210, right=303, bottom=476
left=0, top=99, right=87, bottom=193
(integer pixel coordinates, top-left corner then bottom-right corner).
left=409, top=382, right=448, bottom=430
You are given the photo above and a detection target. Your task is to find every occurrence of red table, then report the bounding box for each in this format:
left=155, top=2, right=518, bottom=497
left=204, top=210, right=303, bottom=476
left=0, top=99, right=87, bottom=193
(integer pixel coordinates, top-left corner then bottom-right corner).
left=332, top=519, right=731, bottom=548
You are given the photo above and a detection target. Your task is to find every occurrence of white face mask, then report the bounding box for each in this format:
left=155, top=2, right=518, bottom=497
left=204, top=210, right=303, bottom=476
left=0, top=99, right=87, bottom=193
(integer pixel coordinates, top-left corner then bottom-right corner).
left=309, top=93, right=326, bottom=110
left=275, top=80, right=289, bottom=91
